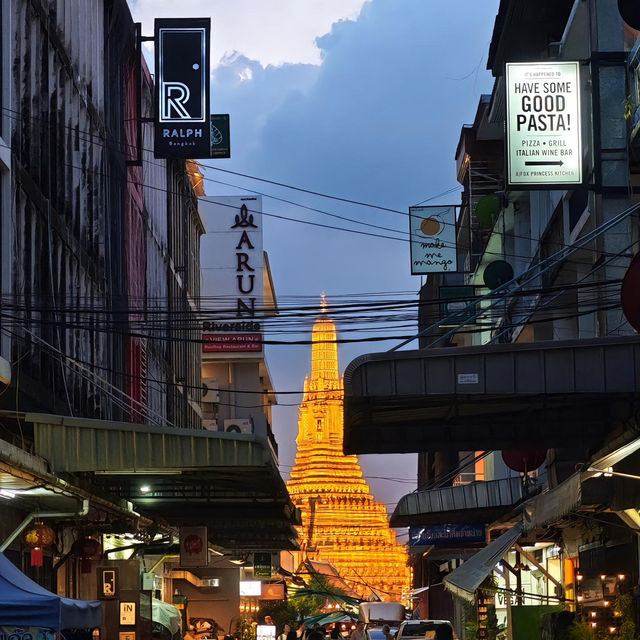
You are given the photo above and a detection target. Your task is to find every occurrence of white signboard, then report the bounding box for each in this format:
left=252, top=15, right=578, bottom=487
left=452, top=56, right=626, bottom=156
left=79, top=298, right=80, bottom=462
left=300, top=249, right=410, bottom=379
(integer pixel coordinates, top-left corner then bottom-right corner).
left=239, top=580, right=262, bottom=596
left=120, top=602, right=136, bottom=626
left=409, top=206, right=457, bottom=274
left=506, top=61, right=582, bottom=186
left=198, top=196, right=264, bottom=358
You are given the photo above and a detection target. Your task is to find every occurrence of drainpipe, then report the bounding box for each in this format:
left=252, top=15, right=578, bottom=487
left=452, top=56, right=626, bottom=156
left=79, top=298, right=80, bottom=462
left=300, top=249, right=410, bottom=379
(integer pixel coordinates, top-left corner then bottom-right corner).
left=0, top=498, right=90, bottom=552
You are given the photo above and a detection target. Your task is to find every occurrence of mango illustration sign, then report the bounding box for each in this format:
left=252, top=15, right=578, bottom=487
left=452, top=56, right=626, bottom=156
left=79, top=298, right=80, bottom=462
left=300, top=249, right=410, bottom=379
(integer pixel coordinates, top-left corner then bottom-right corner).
left=409, top=206, right=457, bottom=274
left=506, top=61, right=582, bottom=186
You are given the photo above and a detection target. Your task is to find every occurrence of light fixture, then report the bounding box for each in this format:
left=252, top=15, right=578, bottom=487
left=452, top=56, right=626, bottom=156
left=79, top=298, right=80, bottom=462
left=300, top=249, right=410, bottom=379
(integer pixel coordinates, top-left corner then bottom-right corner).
left=590, top=612, right=597, bottom=618
left=618, top=574, right=626, bottom=581
left=591, top=622, right=597, bottom=629
left=604, top=600, right=611, bottom=607
left=609, top=628, right=617, bottom=635
left=0, top=489, right=16, bottom=499
left=140, top=485, right=151, bottom=494
left=601, top=574, right=607, bottom=581
left=576, top=573, right=583, bottom=582
left=577, top=595, right=584, bottom=602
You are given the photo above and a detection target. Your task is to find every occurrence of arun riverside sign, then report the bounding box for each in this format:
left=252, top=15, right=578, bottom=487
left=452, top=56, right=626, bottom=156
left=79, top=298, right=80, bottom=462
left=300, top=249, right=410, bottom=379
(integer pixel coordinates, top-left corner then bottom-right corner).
left=506, top=61, right=582, bottom=187
left=154, top=18, right=211, bottom=158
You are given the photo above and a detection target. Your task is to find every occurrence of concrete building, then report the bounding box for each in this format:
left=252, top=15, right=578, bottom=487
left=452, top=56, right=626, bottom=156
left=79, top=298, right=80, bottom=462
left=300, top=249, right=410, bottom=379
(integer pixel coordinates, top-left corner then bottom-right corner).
left=344, top=2, right=640, bottom=638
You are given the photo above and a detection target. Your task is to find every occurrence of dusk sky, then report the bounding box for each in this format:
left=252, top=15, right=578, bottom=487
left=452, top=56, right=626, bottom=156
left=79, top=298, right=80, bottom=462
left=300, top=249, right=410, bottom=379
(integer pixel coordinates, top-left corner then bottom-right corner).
left=130, top=0, right=501, bottom=532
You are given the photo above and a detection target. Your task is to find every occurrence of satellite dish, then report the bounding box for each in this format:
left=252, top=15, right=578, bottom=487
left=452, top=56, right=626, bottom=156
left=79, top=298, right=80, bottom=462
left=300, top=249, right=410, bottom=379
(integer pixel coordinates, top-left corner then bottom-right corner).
left=475, top=194, right=502, bottom=229
left=621, top=253, right=640, bottom=332
left=483, top=260, right=514, bottom=290
left=619, top=0, right=640, bottom=29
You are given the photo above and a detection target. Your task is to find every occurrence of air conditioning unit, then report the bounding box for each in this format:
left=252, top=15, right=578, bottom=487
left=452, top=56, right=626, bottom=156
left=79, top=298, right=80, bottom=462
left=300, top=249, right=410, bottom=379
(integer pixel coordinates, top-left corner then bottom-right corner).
left=202, top=419, right=219, bottom=431
left=223, top=418, right=253, bottom=434
left=202, top=378, right=220, bottom=403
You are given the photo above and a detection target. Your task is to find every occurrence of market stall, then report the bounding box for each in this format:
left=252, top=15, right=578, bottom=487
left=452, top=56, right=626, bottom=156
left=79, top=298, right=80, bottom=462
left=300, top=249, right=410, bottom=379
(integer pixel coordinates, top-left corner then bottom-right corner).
left=0, top=551, right=102, bottom=630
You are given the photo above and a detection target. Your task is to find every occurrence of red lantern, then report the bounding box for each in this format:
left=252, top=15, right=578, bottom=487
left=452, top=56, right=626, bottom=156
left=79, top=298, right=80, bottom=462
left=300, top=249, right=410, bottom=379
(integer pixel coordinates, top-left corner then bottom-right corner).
left=23, top=522, right=56, bottom=567
left=72, top=536, right=102, bottom=574
left=502, top=449, right=547, bottom=473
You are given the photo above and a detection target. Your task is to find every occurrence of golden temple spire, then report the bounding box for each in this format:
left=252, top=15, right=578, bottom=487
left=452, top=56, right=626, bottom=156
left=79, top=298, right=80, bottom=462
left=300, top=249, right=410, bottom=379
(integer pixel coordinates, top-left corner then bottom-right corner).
left=287, top=301, right=410, bottom=601
left=310, top=296, right=339, bottom=389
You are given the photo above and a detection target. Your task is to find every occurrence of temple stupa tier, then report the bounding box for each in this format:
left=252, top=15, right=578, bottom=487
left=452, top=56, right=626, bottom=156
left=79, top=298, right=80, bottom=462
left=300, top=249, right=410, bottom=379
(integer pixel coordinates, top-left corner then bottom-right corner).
left=287, top=300, right=410, bottom=601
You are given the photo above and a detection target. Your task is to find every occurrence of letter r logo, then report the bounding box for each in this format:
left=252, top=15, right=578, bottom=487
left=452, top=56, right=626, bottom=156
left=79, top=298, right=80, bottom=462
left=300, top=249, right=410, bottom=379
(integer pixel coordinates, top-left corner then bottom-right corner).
left=161, top=82, right=192, bottom=120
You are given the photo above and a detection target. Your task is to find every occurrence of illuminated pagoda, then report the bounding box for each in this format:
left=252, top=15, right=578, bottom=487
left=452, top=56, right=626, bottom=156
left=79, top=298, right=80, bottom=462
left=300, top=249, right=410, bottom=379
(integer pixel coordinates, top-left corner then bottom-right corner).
left=287, top=298, right=410, bottom=601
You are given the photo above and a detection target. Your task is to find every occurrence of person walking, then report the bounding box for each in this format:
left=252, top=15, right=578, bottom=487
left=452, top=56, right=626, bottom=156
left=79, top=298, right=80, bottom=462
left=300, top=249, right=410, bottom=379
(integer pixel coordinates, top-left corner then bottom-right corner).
left=278, top=625, right=292, bottom=640
left=350, top=622, right=370, bottom=640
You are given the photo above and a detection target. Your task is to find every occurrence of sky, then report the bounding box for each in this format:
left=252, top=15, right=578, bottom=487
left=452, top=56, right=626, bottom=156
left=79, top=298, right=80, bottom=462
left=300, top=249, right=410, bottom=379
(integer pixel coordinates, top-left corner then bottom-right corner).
left=129, top=0, right=500, bottom=528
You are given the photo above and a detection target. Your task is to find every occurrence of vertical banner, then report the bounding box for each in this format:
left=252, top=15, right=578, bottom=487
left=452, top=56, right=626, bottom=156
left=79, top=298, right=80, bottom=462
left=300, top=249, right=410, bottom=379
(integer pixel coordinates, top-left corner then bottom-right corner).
left=179, top=526, right=209, bottom=567
left=154, top=18, right=211, bottom=158
left=409, top=206, right=457, bottom=274
left=199, top=196, right=264, bottom=357
left=506, top=61, right=582, bottom=187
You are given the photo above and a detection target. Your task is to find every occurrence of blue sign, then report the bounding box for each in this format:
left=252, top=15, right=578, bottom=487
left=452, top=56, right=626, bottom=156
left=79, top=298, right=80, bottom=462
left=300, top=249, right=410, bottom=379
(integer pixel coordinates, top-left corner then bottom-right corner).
left=410, top=524, right=486, bottom=547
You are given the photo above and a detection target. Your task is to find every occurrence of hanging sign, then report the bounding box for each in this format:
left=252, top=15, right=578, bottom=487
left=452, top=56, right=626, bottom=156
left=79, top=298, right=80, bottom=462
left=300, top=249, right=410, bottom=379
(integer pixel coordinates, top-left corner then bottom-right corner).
left=179, top=526, right=209, bottom=567
left=506, top=61, right=582, bottom=187
left=154, top=18, right=211, bottom=158
left=409, top=206, right=457, bottom=274
left=210, top=115, right=231, bottom=158
left=253, top=552, right=272, bottom=578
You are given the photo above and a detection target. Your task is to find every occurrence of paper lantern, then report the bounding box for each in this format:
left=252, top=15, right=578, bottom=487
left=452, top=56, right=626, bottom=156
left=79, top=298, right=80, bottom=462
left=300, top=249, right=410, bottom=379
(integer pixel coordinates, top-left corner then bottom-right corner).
left=72, top=536, right=102, bottom=573
left=23, top=522, right=56, bottom=567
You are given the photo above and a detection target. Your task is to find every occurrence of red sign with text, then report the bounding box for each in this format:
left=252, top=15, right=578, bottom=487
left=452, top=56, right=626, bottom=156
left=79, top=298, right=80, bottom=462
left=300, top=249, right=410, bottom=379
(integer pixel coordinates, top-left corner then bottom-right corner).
left=203, top=333, right=262, bottom=353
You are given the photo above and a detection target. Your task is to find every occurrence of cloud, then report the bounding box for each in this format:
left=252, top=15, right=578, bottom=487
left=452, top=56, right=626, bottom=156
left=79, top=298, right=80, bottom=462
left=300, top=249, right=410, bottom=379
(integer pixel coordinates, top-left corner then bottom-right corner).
left=133, top=0, right=500, bottom=506
left=129, top=0, right=370, bottom=67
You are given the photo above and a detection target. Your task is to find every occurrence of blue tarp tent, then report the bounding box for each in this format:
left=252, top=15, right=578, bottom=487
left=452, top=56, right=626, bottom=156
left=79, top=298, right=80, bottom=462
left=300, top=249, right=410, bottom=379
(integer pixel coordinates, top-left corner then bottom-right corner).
left=0, top=552, right=102, bottom=629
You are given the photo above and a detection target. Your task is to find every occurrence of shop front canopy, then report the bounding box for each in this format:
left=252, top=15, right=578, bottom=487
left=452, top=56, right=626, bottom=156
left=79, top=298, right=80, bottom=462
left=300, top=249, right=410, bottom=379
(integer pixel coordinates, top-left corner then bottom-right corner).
left=343, top=335, right=640, bottom=454
left=28, top=413, right=300, bottom=550
left=391, top=476, right=527, bottom=527
left=523, top=434, right=640, bottom=530
left=0, top=552, right=102, bottom=629
left=443, top=523, right=523, bottom=602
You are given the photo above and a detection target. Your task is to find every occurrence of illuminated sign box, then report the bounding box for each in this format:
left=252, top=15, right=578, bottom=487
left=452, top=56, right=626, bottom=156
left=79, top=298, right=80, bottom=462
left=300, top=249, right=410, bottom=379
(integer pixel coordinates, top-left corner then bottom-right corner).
left=506, top=61, right=582, bottom=187
left=239, top=580, right=262, bottom=596
left=155, top=18, right=211, bottom=158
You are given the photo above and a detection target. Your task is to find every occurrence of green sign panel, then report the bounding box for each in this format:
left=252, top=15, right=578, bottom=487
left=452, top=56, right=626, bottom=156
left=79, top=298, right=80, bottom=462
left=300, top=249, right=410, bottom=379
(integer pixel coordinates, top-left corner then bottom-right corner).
left=210, top=114, right=231, bottom=158
left=253, top=552, right=272, bottom=578
left=439, top=286, right=477, bottom=327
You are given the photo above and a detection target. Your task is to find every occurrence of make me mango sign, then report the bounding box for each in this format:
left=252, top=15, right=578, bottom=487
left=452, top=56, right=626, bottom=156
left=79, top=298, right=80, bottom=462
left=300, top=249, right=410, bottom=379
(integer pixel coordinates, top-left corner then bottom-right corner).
left=506, top=61, right=582, bottom=187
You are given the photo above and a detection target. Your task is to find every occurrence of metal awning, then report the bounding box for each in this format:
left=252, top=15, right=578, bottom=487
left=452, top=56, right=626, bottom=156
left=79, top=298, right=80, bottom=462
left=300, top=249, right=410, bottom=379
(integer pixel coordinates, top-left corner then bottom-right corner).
left=523, top=435, right=640, bottom=530
left=27, top=413, right=300, bottom=550
left=443, top=523, right=523, bottom=602
left=343, top=335, right=640, bottom=454
left=391, top=477, right=527, bottom=527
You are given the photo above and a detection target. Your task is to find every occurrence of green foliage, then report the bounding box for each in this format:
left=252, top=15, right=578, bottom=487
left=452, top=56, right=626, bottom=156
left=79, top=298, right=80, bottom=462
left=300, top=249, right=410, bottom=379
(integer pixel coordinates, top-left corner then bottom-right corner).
left=259, top=601, right=300, bottom=629
left=287, top=575, right=354, bottom=622
left=568, top=620, right=596, bottom=640
left=615, top=593, right=636, bottom=640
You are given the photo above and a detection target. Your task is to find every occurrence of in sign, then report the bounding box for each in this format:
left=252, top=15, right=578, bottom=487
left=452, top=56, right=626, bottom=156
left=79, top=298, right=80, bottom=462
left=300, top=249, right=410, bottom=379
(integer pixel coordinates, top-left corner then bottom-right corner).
left=120, top=602, right=136, bottom=626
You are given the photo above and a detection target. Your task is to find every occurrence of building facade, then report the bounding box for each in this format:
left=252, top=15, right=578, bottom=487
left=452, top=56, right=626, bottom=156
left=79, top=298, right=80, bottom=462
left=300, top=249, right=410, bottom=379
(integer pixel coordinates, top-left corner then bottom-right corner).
left=344, top=1, right=640, bottom=638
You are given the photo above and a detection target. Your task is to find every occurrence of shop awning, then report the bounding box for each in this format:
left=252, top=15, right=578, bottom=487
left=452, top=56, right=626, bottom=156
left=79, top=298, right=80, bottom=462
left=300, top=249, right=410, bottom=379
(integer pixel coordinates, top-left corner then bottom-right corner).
left=391, top=477, right=526, bottom=527
left=27, top=413, right=300, bottom=550
left=443, top=523, right=523, bottom=602
left=343, top=335, right=640, bottom=454
left=523, top=435, right=640, bottom=530
left=0, top=552, right=102, bottom=629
